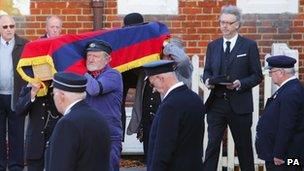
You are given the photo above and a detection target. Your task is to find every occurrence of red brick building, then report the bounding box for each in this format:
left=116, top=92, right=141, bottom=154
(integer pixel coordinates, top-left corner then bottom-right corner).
left=10, top=0, right=304, bottom=80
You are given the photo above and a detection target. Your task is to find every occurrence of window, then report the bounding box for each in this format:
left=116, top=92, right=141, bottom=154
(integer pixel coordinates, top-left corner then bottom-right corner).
left=237, top=0, right=298, bottom=14
left=118, top=0, right=178, bottom=15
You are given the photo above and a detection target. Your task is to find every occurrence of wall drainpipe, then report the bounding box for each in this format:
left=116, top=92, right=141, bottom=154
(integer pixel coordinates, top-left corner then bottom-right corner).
left=91, top=0, right=104, bottom=30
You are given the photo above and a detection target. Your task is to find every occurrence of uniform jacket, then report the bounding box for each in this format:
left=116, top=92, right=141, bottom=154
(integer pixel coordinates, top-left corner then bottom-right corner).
left=256, top=79, right=304, bottom=162
left=147, top=85, right=205, bottom=171
left=202, top=35, right=263, bottom=114
left=85, top=65, right=123, bottom=141
left=1, top=34, right=28, bottom=111
left=15, top=86, right=60, bottom=160
left=127, top=50, right=193, bottom=135
left=47, top=100, right=110, bottom=171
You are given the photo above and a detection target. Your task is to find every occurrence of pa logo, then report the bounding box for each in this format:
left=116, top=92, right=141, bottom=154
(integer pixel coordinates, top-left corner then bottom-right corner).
left=286, top=158, right=301, bottom=166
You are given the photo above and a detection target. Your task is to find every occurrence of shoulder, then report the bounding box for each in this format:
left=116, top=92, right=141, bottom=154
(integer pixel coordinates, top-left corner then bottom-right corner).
left=283, top=81, right=303, bottom=95
left=54, top=115, right=77, bottom=133
left=15, top=34, right=29, bottom=44
left=100, top=67, right=122, bottom=82
left=208, top=37, right=222, bottom=47
left=239, top=35, right=257, bottom=46
left=72, top=101, right=107, bottom=121
left=166, top=86, right=201, bottom=104
left=103, top=67, right=121, bottom=77
left=278, top=81, right=304, bottom=104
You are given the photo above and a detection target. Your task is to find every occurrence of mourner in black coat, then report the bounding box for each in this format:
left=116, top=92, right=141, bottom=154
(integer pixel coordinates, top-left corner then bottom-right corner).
left=46, top=72, right=110, bottom=171
left=143, top=60, right=205, bottom=171
left=16, top=82, right=61, bottom=171
left=256, top=55, right=304, bottom=171
left=202, top=6, right=263, bottom=171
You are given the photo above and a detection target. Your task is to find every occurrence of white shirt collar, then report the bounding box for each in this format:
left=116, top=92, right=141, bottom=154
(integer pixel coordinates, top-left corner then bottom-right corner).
left=163, top=82, right=184, bottom=100
left=280, top=75, right=297, bottom=88
left=223, top=34, right=238, bottom=52
left=63, top=99, right=82, bottom=115
left=1, top=37, right=15, bottom=46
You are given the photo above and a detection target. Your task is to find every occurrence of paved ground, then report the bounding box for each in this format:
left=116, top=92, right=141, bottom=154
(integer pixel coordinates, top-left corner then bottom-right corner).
left=121, top=168, right=146, bottom=171
left=22, top=167, right=146, bottom=171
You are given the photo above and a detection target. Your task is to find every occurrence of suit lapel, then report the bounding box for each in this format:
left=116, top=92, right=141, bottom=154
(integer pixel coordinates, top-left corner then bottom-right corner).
left=214, top=38, right=224, bottom=76
left=226, top=36, right=244, bottom=69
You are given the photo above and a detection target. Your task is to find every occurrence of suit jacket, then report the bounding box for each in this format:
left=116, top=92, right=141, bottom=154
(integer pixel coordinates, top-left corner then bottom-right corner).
left=47, top=100, right=110, bottom=171
left=11, top=34, right=28, bottom=111
left=202, top=35, right=263, bottom=114
left=147, top=85, right=205, bottom=171
left=15, top=86, right=61, bottom=160
left=256, top=79, right=304, bottom=162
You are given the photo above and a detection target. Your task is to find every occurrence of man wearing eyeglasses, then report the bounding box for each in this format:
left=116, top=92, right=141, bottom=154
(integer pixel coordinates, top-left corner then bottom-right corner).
left=202, top=5, right=263, bottom=171
left=0, top=15, right=28, bottom=171
left=256, top=55, right=304, bottom=171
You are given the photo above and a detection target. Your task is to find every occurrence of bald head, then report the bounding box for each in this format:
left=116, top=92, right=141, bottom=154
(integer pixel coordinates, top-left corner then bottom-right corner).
left=0, top=15, right=16, bottom=41
left=46, top=15, right=62, bottom=38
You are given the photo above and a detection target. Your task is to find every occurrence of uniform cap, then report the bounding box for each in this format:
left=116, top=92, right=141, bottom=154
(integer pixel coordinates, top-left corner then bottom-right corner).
left=86, top=40, right=112, bottom=54
left=266, top=55, right=296, bottom=69
left=53, top=72, right=87, bottom=92
left=143, top=60, right=175, bottom=79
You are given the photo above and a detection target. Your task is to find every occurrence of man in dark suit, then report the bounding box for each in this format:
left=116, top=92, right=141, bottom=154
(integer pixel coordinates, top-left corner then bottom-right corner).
left=0, top=15, right=28, bottom=171
left=15, top=80, right=61, bottom=171
left=202, top=5, right=263, bottom=171
left=143, top=60, right=205, bottom=171
left=256, top=55, right=304, bottom=171
left=47, top=72, right=110, bottom=171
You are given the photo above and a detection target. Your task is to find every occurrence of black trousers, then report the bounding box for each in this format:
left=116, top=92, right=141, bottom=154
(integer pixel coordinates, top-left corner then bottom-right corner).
left=203, top=97, right=254, bottom=171
left=0, top=95, right=24, bottom=171
left=265, top=161, right=303, bottom=171
left=27, top=158, right=44, bottom=171
left=142, top=119, right=153, bottom=162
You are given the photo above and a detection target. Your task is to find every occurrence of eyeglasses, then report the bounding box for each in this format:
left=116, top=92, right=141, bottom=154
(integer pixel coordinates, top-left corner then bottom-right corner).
left=268, top=69, right=281, bottom=74
left=219, top=20, right=237, bottom=26
left=2, top=25, right=15, bottom=29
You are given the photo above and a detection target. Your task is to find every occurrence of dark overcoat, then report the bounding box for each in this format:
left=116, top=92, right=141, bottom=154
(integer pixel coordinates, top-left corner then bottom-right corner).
left=47, top=100, right=110, bottom=171
left=147, top=85, right=205, bottom=171
left=256, top=79, right=304, bottom=163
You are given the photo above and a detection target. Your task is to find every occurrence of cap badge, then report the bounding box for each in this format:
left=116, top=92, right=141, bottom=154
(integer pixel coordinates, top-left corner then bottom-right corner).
left=89, top=43, right=96, bottom=48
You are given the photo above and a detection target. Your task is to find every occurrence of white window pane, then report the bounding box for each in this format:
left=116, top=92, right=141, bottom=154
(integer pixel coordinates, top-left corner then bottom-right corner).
left=237, top=0, right=298, bottom=14
left=118, top=0, right=178, bottom=15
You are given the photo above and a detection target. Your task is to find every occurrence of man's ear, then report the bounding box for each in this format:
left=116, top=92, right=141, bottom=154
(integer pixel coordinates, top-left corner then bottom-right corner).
left=58, top=91, right=65, bottom=104
left=158, top=75, right=165, bottom=83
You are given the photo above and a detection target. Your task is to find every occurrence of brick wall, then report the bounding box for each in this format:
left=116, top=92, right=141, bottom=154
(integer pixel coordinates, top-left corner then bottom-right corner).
left=16, top=0, right=304, bottom=80
left=17, top=0, right=93, bottom=40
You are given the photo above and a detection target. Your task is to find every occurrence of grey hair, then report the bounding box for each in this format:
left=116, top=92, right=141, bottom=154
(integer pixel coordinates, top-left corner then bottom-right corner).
left=220, top=5, right=242, bottom=24
left=283, top=68, right=296, bottom=75
left=0, top=15, right=15, bottom=24
left=46, top=15, right=63, bottom=27
left=102, top=51, right=111, bottom=60
left=61, top=90, right=86, bottom=100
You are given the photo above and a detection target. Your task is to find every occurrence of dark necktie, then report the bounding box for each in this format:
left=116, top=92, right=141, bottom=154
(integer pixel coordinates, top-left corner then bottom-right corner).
left=6, top=42, right=9, bottom=46
left=225, top=41, right=231, bottom=56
